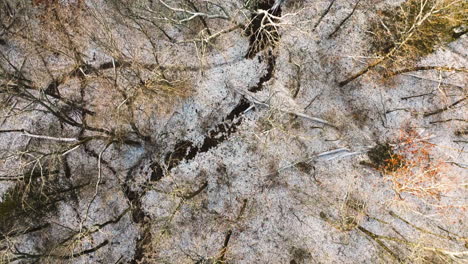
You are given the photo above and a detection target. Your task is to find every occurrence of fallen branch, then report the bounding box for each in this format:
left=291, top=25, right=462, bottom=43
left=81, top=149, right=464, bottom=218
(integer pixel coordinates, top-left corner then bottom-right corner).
left=357, top=226, right=402, bottom=262
left=181, top=181, right=208, bottom=200
left=12, top=240, right=109, bottom=261
left=265, top=147, right=365, bottom=177
left=157, top=0, right=228, bottom=24
left=389, top=211, right=467, bottom=241
left=313, top=0, right=336, bottom=31
left=385, top=66, right=468, bottom=78
left=328, top=0, right=361, bottom=38
left=216, top=199, right=248, bottom=263
left=22, top=131, right=79, bottom=142
left=424, top=96, right=467, bottom=117
left=234, top=88, right=337, bottom=128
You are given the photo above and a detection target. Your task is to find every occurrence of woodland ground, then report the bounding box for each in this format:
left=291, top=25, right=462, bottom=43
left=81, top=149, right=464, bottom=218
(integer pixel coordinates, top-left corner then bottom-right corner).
left=0, top=0, right=467, bottom=263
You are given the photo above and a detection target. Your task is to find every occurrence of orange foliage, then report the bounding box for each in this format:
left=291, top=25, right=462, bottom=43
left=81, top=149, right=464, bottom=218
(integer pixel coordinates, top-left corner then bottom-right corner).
left=380, top=130, right=452, bottom=201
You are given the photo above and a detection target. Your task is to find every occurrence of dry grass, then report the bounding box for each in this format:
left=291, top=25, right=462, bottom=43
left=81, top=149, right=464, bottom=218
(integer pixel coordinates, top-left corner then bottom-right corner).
left=337, top=194, right=367, bottom=231
left=378, top=130, right=461, bottom=210
left=370, top=0, right=467, bottom=69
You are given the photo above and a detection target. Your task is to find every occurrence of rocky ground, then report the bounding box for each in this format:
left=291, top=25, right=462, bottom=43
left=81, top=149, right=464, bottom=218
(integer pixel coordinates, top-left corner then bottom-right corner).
left=0, top=0, right=466, bottom=263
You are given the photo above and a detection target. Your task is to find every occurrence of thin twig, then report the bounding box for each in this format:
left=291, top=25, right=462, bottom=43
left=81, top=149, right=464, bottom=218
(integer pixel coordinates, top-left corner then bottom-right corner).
left=328, top=0, right=361, bottom=38
left=424, top=96, right=467, bottom=117
left=22, top=131, right=79, bottom=142
left=234, top=88, right=336, bottom=128
left=313, top=0, right=336, bottom=31
left=385, top=66, right=468, bottom=78
left=80, top=142, right=113, bottom=232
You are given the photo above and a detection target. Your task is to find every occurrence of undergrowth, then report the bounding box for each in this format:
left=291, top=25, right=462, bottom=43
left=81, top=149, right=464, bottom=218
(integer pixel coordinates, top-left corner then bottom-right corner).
left=371, top=130, right=461, bottom=211
left=370, top=0, right=467, bottom=69
left=0, top=169, right=58, bottom=234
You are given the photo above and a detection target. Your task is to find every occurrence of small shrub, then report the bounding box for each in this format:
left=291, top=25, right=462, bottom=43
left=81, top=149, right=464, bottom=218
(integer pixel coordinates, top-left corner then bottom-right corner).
left=369, top=0, right=467, bottom=69
left=0, top=183, right=53, bottom=233
left=0, top=166, right=61, bottom=234
left=378, top=130, right=454, bottom=203
left=295, top=161, right=313, bottom=173
left=367, top=143, right=405, bottom=171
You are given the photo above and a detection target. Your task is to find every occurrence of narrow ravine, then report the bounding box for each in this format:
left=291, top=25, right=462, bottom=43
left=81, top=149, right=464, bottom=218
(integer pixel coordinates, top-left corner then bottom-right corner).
left=150, top=99, right=251, bottom=181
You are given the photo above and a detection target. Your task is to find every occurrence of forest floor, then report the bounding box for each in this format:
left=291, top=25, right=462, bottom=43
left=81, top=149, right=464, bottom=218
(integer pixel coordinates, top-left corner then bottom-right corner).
left=0, top=0, right=467, bottom=263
